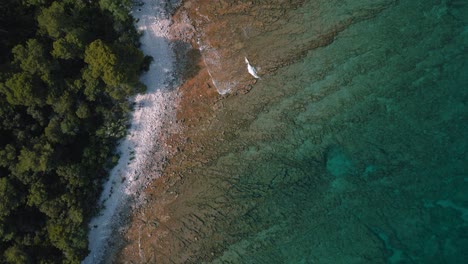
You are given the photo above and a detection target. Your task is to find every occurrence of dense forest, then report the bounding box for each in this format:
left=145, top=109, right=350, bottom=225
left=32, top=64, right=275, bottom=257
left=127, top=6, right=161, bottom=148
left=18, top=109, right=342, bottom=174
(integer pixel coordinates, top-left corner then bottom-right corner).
left=0, top=0, right=149, bottom=263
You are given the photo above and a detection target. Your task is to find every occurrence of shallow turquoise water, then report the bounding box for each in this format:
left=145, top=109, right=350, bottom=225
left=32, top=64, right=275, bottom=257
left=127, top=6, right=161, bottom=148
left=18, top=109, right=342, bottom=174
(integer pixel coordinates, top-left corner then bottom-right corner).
left=196, top=0, right=468, bottom=263
left=136, top=0, right=468, bottom=263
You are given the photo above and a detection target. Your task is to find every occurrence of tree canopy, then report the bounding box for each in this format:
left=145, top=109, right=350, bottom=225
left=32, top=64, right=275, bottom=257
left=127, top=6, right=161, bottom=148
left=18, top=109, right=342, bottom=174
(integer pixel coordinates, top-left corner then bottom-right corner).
left=0, top=0, right=148, bottom=263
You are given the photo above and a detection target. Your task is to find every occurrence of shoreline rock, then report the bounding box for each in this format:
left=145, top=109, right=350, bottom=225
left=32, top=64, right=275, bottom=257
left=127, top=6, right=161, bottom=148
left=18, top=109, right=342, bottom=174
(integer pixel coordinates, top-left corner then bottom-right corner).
left=115, top=0, right=405, bottom=263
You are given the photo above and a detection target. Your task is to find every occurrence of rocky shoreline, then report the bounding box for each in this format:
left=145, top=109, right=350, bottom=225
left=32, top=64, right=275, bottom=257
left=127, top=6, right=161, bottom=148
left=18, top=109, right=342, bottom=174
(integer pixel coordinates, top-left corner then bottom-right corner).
left=114, top=0, right=468, bottom=263
left=115, top=0, right=398, bottom=262
left=83, top=0, right=185, bottom=262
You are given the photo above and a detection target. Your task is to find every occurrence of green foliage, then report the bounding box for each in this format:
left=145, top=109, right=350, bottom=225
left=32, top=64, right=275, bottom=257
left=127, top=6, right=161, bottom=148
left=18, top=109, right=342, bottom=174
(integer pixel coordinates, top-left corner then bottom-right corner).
left=52, top=91, right=73, bottom=115
left=44, top=117, right=63, bottom=143
left=4, top=244, right=29, bottom=264
left=12, top=39, right=51, bottom=80
left=0, top=178, right=21, bottom=218
left=16, top=142, right=53, bottom=173
left=52, top=33, right=85, bottom=60
left=99, top=0, right=133, bottom=22
left=81, top=70, right=100, bottom=101
left=37, top=2, right=69, bottom=39
left=0, top=0, right=148, bottom=262
left=75, top=103, right=90, bottom=119
left=84, top=39, right=123, bottom=87
left=4, top=72, right=42, bottom=106
left=0, top=145, right=17, bottom=168
left=60, top=114, right=79, bottom=136
left=27, top=180, right=47, bottom=206
left=84, top=39, right=145, bottom=100
left=22, top=0, right=49, bottom=7
left=0, top=0, right=36, bottom=63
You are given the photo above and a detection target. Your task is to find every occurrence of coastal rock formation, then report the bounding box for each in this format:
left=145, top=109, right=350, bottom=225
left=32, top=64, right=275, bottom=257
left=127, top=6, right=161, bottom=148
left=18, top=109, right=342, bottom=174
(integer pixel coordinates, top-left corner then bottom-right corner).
left=180, top=0, right=394, bottom=94
left=117, top=0, right=468, bottom=263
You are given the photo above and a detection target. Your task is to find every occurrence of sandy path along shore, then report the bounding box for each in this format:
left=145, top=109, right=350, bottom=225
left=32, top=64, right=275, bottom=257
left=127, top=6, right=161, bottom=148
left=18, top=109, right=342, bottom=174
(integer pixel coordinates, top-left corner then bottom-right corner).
left=82, top=1, right=181, bottom=263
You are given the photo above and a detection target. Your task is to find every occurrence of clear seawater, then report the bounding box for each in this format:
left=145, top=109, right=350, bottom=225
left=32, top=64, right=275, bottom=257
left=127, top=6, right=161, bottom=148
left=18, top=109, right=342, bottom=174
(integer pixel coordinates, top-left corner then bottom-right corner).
left=197, top=0, right=468, bottom=263
left=129, top=0, right=468, bottom=263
